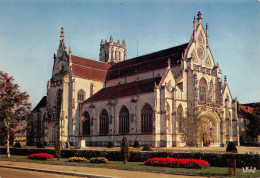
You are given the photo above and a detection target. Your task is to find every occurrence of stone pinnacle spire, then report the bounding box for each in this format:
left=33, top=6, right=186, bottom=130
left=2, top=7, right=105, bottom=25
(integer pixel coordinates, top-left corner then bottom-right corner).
left=60, top=27, right=64, bottom=42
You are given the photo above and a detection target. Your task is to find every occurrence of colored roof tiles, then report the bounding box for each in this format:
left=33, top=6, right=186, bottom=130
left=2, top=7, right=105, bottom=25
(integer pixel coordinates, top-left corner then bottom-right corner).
left=32, top=96, right=47, bottom=112
left=84, top=77, right=162, bottom=103
left=106, top=43, right=188, bottom=80
left=71, top=55, right=111, bottom=81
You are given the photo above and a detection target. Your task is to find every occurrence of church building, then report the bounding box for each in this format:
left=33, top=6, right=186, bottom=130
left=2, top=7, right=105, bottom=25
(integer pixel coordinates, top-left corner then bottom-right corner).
left=30, top=12, right=239, bottom=147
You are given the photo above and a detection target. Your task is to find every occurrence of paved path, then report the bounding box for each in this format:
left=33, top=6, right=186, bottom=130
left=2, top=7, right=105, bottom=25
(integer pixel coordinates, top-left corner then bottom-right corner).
left=0, top=167, right=75, bottom=178
left=0, top=160, right=206, bottom=178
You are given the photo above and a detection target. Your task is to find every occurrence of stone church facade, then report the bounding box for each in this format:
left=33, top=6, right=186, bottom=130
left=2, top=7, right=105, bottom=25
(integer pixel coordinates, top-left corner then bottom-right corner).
left=31, top=12, right=239, bottom=147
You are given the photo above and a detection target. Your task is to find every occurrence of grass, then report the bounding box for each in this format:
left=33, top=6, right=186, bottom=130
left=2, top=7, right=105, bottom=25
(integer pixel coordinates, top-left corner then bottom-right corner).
left=0, top=155, right=259, bottom=177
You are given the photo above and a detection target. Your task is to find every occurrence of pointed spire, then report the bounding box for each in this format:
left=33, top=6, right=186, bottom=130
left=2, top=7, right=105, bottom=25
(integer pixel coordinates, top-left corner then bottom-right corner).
left=193, top=16, right=196, bottom=30
left=167, top=58, right=171, bottom=69
left=60, top=27, right=64, bottom=42
left=224, top=75, right=227, bottom=83
left=197, top=11, right=202, bottom=24
left=69, top=46, right=72, bottom=54
left=206, top=23, right=209, bottom=48
left=110, top=35, right=113, bottom=42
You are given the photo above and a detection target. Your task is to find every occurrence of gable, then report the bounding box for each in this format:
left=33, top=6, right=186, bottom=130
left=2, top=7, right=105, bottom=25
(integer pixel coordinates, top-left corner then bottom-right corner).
left=186, top=23, right=215, bottom=69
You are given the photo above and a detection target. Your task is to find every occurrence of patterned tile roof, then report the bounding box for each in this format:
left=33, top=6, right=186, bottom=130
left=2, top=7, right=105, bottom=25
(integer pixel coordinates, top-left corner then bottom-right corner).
left=84, top=77, right=162, bottom=103
left=106, top=43, right=188, bottom=80
left=71, top=55, right=111, bottom=81
left=32, top=96, right=47, bottom=112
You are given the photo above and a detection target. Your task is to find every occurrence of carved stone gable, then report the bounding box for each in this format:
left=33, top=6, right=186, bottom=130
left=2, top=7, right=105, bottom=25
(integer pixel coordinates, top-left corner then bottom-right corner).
left=191, top=50, right=198, bottom=62
left=205, top=55, right=211, bottom=66
left=198, top=31, right=205, bottom=44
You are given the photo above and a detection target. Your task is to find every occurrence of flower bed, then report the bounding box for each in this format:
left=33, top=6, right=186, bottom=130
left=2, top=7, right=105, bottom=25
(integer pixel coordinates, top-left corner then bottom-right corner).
left=144, top=158, right=210, bottom=169
left=89, top=157, right=108, bottom=163
left=27, top=153, right=54, bottom=160
left=68, top=157, right=88, bottom=162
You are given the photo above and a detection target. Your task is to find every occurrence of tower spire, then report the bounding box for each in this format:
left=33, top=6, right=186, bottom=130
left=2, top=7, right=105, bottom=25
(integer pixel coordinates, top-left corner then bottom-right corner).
left=197, top=11, right=202, bottom=24
left=60, top=27, right=64, bottom=42
left=206, top=23, right=209, bottom=48
left=193, top=16, right=196, bottom=30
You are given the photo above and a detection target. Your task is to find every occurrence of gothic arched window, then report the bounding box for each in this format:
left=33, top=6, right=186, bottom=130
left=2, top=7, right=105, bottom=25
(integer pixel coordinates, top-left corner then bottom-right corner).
left=209, top=80, right=214, bottom=102
left=56, top=89, right=63, bottom=115
left=83, top=111, right=90, bottom=136
left=119, top=106, right=129, bottom=134
left=177, top=104, right=183, bottom=133
left=78, top=89, right=85, bottom=102
left=199, top=77, right=207, bottom=101
left=100, top=109, right=109, bottom=135
left=141, top=104, right=153, bottom=134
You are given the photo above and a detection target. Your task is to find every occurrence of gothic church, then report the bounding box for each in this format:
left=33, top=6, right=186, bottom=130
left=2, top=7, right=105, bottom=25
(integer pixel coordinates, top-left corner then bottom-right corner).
left=31, top=12, right=239, bottom=147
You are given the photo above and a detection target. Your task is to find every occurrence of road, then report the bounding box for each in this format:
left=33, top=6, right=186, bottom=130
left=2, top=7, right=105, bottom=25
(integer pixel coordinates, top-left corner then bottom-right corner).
left=0, top=167, right=83, bottom=178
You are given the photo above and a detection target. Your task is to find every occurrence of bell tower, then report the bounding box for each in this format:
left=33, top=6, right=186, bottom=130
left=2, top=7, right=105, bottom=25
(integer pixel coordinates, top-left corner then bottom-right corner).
left=99, top=35, right=127, bottom=63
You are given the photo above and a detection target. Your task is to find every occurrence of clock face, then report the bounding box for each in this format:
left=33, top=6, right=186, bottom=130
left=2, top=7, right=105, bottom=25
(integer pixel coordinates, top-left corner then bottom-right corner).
left=197, top=46, right=205, bottom=59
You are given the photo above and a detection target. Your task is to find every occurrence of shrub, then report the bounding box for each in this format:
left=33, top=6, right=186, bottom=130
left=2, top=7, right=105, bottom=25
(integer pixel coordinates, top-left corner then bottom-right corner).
left=89, top=157, right=108, bottom=163
left=107, top=141, right=115, bottom=148
left=36, top=142, right=45, bottom=148
left=144, top=158, right=210, bottom=169
left=120, top=136, right=130, bottom=164
left=142, top=144, right=152, bottom=151
left=27, top=153, right=54, bottom=160
left=133, top=140, right=140, bottom=148
left=226, top=142, right=238, bottom=153
left=13, top=141, right=21, bottom=148
left=68, top=157, right=88, bottom=162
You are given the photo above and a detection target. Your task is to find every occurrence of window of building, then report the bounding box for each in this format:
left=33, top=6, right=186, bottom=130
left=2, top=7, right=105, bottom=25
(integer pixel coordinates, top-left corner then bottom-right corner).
left=209, top=80, right=214, bottom=102
left=199, top=78, right=207, bottom=101
left=83, top=111, right=91, bottom=136
left=177, top=104, right=183, bottom=132
left=141, top=104, right=153, bottom=134
left=225, top=120, right=229, bottom=136
left=119, top=106, right=129, bottom=134
left=78, top=89, right=85, bottom=102
left=90, top=83, right=94, bottom=97
left=232, top=121, right=237, bottom=136
left=100, top=109, right=109, bottom=135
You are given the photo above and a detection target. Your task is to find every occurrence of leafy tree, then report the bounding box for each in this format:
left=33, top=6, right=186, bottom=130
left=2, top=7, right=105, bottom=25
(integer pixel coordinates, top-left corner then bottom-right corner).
left=180, top=107, right=204, bottom=147
left=120, top=136, right=130, bottom=164
left=246, top=105, right=260, bottom=142
left=0, top=71, right=31, bottom=157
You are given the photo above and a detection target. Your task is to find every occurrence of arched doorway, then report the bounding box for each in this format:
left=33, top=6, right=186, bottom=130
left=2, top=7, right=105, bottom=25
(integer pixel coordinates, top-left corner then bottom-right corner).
left=199, top=110, right=220, bottom=147
left=51, top=122, right=59, bottom=144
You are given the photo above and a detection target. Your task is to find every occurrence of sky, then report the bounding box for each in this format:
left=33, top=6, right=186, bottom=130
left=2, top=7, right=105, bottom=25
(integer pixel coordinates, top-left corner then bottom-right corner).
left=0, top=0, right=259, bottom=108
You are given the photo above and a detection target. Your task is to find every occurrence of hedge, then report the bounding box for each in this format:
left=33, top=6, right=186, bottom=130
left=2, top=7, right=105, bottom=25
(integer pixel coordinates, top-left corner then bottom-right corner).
left=0, top=148, right=259, bottom=169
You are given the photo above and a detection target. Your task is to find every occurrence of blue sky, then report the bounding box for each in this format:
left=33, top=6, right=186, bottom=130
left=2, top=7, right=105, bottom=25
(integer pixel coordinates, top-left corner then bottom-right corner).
left=0, top=0, right=259, bottom=108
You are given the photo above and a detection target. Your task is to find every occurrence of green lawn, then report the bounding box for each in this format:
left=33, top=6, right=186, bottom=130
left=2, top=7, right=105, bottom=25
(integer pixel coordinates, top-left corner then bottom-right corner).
left=0, top=155, right=259, bottom=177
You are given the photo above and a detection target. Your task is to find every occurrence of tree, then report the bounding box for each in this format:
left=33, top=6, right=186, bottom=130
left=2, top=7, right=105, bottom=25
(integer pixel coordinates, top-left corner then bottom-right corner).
left=246, top=105, right=260, bottom=143
left=120, top=136, right=130, bottom=164
left=180, top=107, right=204, bottom=147
left=0, top=71, right=31, bottom=157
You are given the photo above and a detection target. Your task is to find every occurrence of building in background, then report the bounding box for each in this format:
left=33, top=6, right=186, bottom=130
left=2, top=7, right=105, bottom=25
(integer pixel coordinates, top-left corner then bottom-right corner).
left=238, top=102, right=260, bottom=146
left=30, top=12, right=239, bottom=147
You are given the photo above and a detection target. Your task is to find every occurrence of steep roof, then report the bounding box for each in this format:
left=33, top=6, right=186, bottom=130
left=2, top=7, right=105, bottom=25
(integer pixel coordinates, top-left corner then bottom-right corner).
left=71, top=55, right=111, bottom=81
left=84, top=76, right=162, bottom=103
left=32, top=96, right=47, bottom=112
left=106, top=43, right=188, bottom=80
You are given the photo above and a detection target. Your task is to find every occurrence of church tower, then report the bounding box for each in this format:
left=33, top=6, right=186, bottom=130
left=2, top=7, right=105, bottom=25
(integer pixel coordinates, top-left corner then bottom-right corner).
left=99, top=35, right=127, bottom=63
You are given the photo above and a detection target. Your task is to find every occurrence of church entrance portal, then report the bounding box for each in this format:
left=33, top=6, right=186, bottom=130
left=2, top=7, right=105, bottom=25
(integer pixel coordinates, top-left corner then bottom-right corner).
left=199, top=110, right=220, bottom=147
